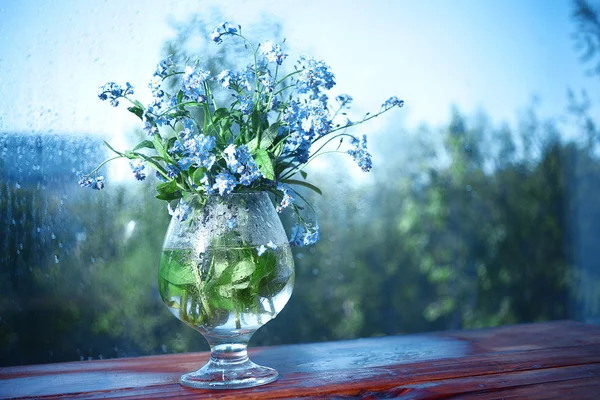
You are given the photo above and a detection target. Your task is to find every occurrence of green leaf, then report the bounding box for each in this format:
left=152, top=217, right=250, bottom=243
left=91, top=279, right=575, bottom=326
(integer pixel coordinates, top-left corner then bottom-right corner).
left=232, top=259, right=256, bottom=284
left=300, top=170, right=308, bottom=180
left=133, top=140, right=155, bottom=151
left=261, top=123, right=281, bottom=149
left=250, top=251, right=276, bottom=289
left=248, top=123, right=280, bottom=151
left=155, top=191, right=182, bottom=201
left=272, top=140, right=285, bottom=158
left=156, top=179, right=178, bottom=195
left=152, top=137, right=168, bottom=160
left=212, top=108, right=229, bottom=123
left=285, top=179, right=323, bottom=195
left=192, top=168, right=206, bottom=186
left=127, top=106, right=144, bottom=120
left=254, top=251, right=290, bottom=298
left=103, top=140, right=123, bottom=156
left=158, top=258, right=196, bottom=286
left=254, top=149, right=275, bottom=180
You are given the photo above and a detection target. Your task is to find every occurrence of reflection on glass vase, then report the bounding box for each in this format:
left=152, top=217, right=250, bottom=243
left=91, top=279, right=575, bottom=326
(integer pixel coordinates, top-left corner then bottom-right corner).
left=158, top=192, right=294, bottom=389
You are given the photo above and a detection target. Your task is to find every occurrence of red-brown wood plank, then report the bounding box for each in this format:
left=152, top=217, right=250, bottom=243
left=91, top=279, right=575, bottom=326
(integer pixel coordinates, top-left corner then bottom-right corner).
left=1, top=320, right=599, bottom=399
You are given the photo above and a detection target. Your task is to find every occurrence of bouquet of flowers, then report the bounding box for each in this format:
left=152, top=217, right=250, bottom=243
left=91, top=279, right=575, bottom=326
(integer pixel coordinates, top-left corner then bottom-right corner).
left=78, top=22, right=403, bottom=246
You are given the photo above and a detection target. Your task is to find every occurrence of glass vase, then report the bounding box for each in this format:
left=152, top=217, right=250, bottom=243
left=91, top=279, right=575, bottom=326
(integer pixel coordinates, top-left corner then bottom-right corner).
left=158, top=192, right=295, bottom=389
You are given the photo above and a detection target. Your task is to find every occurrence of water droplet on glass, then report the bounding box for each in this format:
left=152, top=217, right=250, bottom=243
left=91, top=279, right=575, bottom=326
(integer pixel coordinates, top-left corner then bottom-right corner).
left=54, top=255, right=60, bottom=263
left=466, top=185, right=472, bottom=192
left=51, top=233, right=56, bottom=240
left=15, top=182, right=21, bottom=189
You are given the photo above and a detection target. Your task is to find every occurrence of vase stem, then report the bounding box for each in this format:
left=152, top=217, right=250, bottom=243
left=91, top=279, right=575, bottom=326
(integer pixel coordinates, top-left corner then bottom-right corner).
left=179, top=341, right=278, bottom=389
left=210, top=343, right=249, bottom=366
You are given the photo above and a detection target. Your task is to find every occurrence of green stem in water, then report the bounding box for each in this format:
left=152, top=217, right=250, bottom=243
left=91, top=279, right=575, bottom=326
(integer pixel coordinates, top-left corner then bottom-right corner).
left=234, top=309, right=242, bottom=330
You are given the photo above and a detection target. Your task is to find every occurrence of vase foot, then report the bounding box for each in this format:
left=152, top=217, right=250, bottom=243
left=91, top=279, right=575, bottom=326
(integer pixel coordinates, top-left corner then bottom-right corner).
left=180, top=359, right=278, bottom=389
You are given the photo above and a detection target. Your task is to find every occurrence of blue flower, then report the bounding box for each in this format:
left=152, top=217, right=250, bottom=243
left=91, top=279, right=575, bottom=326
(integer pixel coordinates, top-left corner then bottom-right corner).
left=237, top=95, right=253, bottom=115
left=259, top=41, right=287, bottom=65
left=146, top=98, right=171, bottom=126
left=97, top=82, right=134, bottom=107
left=223, top=144, right=263, bottom=186
left=347, top=134, right=373, bottom=172
left=289, top=224, right=306, bottom=246
left=223, top=144, right=243, bottom=173
left=239, top=163, right=262, bottom=186
left=129, top=160, right=146, bottom=181
left=335, top=94, right=353, bottom=106
left=281, top=99, right=332, bottom=163
left=303, top=226, right=320, bottom=245
left=148, top=75, right=164, bottom=98
left=295, top=56, right=335, bottom=94
left=183, top=66, right=210, bottom=102
left=77, top=172, right=105, bottom=190
left=276, top=183, right=295, bottom=212
left=289, top=223, right=319, bottom=246
left=217, top=70, right=234, bottom=88
left=168, top=200, right=191, bottom=222
left=93, top=176, right=105, bottom=190
left=154, top=55, right=174, bottom=78
left=210, top=22, right=239, bottom=44
left=226, top=218, right=237, bottom=230
left=212, top=171, right=237, bottom=195
left=172, top=125, right=217, bottom=172
left=165, top=165, right=180, bottom=179
left=381, top=96, right=404, bottom=110
left=256, top=245, right=267, bottom=256
left=77, top=171, right=93, bottom=188
left=258, top=71, right=275, bottom=93
left=143, top=119, right=159, bottom=137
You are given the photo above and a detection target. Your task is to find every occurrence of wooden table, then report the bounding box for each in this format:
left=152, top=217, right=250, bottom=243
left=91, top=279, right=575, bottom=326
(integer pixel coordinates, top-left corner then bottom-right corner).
left=1, top=320, right=599, bottom=399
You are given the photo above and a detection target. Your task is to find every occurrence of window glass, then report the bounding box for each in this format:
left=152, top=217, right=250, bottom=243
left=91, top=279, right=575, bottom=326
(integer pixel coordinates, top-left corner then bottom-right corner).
left=1, top=0, right=600, bottom=366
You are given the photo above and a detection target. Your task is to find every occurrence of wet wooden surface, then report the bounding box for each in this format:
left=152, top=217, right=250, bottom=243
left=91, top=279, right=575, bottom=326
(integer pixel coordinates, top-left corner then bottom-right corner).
left=1, top=320, right=599, bottom=399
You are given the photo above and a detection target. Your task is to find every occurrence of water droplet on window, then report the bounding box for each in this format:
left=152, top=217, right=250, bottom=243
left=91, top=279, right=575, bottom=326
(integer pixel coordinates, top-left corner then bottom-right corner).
left=15, top=182, right=21, bottom=189
left=54, top=255, right=60, bottom=263
left=466, top=185, right=472, bottom=192
left=51, top=233, right=56, bottom=240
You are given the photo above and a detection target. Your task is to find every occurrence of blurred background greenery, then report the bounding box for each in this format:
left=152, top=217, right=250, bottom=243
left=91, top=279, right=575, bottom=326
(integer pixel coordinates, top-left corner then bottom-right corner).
left=1, top=0, right=600, bottom=367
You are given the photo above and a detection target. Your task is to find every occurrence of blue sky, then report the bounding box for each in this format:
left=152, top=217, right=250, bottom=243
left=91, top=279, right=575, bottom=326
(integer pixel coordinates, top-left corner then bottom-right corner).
left=0, top=0, right=598, bottom=138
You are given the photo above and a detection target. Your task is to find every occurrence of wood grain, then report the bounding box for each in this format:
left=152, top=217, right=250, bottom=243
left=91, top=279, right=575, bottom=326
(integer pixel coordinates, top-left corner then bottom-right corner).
left=1, top=320, right=599, bottom=399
